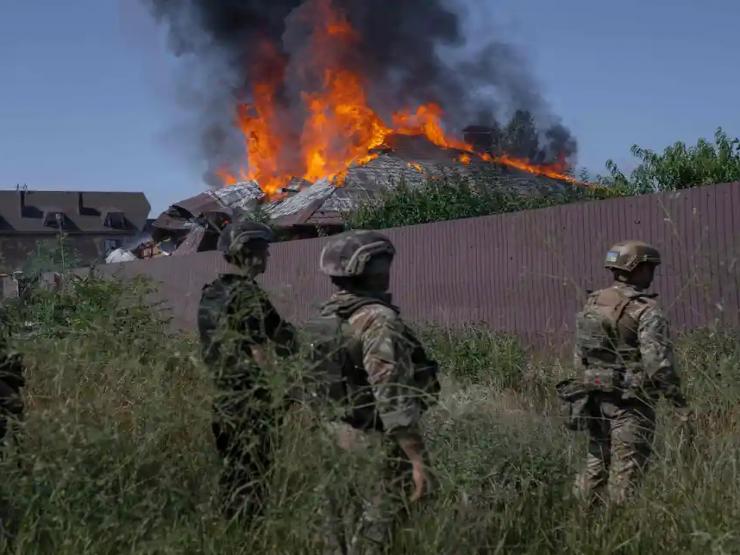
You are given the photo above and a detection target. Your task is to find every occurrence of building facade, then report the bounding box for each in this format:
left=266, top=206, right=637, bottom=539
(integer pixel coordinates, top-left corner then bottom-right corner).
left=0, top=190, right=150, bottom=273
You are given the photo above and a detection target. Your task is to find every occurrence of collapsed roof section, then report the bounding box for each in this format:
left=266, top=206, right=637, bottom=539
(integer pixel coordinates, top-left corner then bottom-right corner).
left=152, top=134, right=571, bottom=253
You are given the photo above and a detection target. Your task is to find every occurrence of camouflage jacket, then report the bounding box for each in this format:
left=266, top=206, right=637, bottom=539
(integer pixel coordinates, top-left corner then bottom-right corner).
left=320, top=290, right=423, bottom=435
left=0, top=304, right=24, bottom=391
left=198, top=274, right=296, bottom=393
left=575, top=282, right=685, bottom=406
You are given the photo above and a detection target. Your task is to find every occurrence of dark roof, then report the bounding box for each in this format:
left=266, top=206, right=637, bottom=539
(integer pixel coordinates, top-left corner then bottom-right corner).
left=0, top=190, right=150, bottom=234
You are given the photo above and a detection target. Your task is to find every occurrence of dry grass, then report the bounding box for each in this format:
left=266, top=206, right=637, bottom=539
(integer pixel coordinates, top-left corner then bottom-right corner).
left=0, top=276, right=738, bottom=553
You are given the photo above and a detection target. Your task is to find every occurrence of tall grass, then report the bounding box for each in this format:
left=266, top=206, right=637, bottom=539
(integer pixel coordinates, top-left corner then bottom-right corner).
left=1, top=276, right=738, bottom=553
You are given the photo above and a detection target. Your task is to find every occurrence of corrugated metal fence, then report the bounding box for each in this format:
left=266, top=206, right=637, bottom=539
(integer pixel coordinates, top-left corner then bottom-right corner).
left=101, top=181, right=740, bottom=345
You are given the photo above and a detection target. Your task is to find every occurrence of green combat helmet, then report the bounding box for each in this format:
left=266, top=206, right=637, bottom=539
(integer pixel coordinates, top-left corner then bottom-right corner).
left=218, top=221, right=274, bottom=266
left=604, top=240, right=661, bottom=272
left=319, top=231, right=396, bottom=277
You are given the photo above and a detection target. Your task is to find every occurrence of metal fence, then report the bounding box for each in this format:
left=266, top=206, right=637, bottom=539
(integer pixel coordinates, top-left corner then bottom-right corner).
left=99, top=181, right=740, bottom=345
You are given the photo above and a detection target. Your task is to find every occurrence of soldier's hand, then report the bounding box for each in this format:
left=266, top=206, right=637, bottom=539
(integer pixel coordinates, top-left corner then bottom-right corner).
left=409, top=460, right=430, bottom=503
left=674, top=405, right=693, bottom=424
left=395, top=428, right=431, bottom=503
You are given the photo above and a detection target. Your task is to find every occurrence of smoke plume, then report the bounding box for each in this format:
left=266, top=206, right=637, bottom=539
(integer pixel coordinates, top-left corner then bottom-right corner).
left=144, top=0, right=578, bottom=186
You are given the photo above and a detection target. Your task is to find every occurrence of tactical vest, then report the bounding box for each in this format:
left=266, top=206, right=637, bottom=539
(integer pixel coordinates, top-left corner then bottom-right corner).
left=575, top=285, right=656, bottom=392
left=303, top=294, right=440, bottom=432
left=198, top=274, right=266, bottom=390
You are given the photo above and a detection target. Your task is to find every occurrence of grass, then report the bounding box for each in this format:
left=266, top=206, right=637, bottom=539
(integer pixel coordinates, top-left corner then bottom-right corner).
left=0, top=275, right=738, bottom=553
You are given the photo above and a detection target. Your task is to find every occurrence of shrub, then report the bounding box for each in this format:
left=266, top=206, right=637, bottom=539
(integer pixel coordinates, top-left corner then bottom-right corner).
left=347, top=176, right=624, bottom=230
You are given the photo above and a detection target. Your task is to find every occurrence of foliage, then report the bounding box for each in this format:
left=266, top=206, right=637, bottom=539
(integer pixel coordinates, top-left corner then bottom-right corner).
left=1, top=276, right=739, bottom=553
left=604, top=127, right=740, bottom=193
left=502, top=110, right=540, bottom=161
left=419, top=324, right=529, bottom=389
left=21, top=234, right=81, bottom=280
left=347, top=176, right=623, bottom=230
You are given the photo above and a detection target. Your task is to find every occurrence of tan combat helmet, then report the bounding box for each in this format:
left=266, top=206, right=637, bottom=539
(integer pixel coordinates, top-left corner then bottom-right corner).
left=604, top=240, right=661, bottom=272
left=320, top=231, right=396, bottom=277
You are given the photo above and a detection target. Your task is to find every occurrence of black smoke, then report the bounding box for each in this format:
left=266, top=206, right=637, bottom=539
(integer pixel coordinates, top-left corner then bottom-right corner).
left=144, top=0, right=578, bottom=184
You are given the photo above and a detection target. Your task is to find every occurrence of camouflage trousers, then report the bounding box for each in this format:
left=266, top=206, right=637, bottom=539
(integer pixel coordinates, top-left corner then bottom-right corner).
left=574, top=394, right=656, bottom=505
left=321, top=422, right=413, bottom=555
left=211, top=401, right=276, bottom=519
left=0, top=380, right=23, bottom=448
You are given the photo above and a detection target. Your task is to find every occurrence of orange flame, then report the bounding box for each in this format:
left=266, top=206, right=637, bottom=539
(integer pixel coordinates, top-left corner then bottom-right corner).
left=222, top=2, right=579, bottom=196
left=481, top=153, right=579, bottom=185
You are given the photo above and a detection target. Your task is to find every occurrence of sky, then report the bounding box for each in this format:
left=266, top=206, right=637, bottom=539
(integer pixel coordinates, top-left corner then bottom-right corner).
left=1, top=0, right=739, bottom=215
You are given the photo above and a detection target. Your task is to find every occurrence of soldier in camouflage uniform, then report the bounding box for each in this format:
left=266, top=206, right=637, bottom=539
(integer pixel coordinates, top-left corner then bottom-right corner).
left=573, top=240, right=689, bottom=505
left=198, top=220, right=296, bottom=519
left=314, top=230, right=439, bottom=553
left=0, top=303, right=24, bottom=450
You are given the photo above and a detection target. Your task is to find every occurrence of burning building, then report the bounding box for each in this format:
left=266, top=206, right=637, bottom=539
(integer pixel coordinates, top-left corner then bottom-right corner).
left=145, top=0, right=581, bottom=247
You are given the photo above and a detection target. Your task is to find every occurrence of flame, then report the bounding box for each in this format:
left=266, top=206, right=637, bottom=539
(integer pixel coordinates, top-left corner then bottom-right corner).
left=301, top=68, right=389, bottom=183
left=408, top=162, right=424, bottom=173
left=482, top=153, right=579, bottom=185
left=222, top=1, right=579, bottom=196
left=216, top=168, right=238, bottom=186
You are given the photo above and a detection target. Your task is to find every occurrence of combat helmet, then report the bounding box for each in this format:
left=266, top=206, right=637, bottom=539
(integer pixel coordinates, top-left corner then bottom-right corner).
left=218, top=220, right=274, bottom=264
left=604, top=240, right=661, bottom=272
left=320, top=231, right=396, bottom=277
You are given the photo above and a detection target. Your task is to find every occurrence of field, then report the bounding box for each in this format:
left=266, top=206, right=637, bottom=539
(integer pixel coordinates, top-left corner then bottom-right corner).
left=1, top=275, right=739, bottom=554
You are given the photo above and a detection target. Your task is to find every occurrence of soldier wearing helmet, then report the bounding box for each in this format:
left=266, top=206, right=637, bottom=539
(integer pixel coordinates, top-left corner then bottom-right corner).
left=315, top=231, right=439, bottom=552
left=197, top=219, right=296, bottom=519
left=571, top=240, right=689, bottom=505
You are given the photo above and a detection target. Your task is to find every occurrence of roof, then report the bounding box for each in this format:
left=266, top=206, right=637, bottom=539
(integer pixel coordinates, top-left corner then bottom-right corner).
left=154, top=134, right=571, bottom=234
left=0, top=190, right=150, bottom=234
left=152, top=181, right=262, bottom=232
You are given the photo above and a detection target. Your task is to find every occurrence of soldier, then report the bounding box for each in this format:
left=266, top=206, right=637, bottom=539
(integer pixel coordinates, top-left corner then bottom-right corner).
left=311, top=230, right=439, bottom=553
left=197, top=220, right=296, bottom=519
left=0, top=303, right=24, bottom=450
left=572, top=240, right=690, bottom=505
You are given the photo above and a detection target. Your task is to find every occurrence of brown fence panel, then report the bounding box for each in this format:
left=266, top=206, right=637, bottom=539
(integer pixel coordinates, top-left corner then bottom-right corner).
left=100, top=181, right=740, bottom=346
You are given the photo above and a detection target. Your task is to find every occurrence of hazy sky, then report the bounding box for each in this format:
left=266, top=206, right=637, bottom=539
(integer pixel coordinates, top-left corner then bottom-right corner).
left=1, top=0, right=739, bottom=215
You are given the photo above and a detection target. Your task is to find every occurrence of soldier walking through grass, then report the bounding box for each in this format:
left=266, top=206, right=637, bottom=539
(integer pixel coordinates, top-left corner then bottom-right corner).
left=197, top=219, right=297, bottom=519
left=570, top=240, right=691, bottom=505
left=308, top=231, right=440, bottom=553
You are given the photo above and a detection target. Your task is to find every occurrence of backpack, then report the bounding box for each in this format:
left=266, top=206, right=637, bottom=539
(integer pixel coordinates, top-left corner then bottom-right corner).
left=301, top=305, right=441, bottom=415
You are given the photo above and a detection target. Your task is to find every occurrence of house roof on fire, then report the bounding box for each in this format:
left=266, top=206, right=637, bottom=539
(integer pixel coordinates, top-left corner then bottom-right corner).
left=0, top=190, right=150, bottom=235
left=153, top=134, right=571, bottom=234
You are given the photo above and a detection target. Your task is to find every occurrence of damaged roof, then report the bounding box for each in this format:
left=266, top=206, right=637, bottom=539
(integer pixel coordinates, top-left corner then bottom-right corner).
left=154, top=134, right=571, bottom=233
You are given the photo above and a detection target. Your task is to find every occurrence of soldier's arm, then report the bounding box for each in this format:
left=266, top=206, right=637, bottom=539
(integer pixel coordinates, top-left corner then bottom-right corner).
left=0, top=307, right=24, bottom=389
left=261, top=297, right=298, bottom=356
left=356, top=306, right=431, bottom=500
left=638, top=305, right=687, bottom=407
left=353, top=306, right=421, bottom=434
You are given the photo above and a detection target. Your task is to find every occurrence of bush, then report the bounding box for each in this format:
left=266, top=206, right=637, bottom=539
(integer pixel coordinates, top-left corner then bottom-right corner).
left=604, top=128, right=740, bottom=193
left=419, top=324, right=528, bottom=389
left=347, top=176, right=624, bottom=230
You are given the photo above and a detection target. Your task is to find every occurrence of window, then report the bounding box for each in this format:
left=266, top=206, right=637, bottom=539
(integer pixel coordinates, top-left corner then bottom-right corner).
left=43, top=211, right=66, bottom=229
left=104, top=211, right=127, bottom=230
